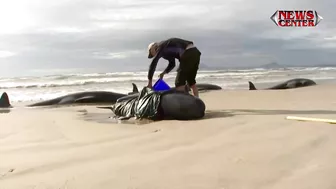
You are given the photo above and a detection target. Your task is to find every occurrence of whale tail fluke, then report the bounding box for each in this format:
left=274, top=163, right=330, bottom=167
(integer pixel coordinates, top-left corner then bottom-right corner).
left=0, top=92, right=11, bottom=108
left=248, top=81, right=257, bottom=90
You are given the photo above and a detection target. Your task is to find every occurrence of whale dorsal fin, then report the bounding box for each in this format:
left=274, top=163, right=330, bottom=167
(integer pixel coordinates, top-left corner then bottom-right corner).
left=0, top=92, right=11, bottom=108
left=127, top=83, right=139, bottom=95
left=132, top=83, right=139, bottom=93
left=248, top=81, right=257, bottom=90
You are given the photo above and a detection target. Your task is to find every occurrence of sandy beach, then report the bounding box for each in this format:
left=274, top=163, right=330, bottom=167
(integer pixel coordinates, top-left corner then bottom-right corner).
left=1, top=83, right=336, bottom=189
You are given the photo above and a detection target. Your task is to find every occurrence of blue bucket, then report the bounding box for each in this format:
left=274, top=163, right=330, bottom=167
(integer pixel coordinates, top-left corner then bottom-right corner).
left=153, top=79, right=171, bottom=91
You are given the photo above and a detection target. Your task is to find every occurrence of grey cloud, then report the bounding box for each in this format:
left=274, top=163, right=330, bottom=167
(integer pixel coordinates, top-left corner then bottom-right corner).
left=0, top=0, right=336, bottom=77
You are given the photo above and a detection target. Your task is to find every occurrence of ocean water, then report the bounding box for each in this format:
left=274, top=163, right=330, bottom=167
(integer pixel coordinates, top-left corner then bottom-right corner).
left=1, top=67, right=335, bottom=103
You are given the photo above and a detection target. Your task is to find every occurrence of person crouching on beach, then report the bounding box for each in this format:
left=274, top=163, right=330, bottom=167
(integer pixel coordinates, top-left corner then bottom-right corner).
left=146, top=37, right=201, bottom=97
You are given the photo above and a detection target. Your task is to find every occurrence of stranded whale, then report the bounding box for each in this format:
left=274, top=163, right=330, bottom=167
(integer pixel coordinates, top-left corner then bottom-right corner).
left=1, top=84, right=138, bottom=107
left=116, top=83, right=222, bottom=103
left=99, top=88, right=206, bottom=121
left=248, top=78, right=317, bottom=90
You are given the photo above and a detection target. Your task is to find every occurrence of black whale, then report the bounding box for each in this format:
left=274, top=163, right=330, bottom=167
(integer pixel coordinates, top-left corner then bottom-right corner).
left=248, top=78, right=317, bottom=90
left=116, top=83, right=222, bottom=103
left=0, top=84, right=138, bottom=108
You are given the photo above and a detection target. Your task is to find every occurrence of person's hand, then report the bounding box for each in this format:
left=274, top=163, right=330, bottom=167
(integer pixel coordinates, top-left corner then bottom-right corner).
left=158, top=72, right=165, bottom=79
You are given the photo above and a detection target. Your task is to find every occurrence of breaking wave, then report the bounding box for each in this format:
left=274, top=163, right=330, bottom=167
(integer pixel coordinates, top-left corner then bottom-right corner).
left=1, top=67, right=335, bottom=89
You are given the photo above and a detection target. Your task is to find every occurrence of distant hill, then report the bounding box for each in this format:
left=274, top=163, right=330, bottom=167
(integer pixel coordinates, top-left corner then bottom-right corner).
left=303, top=64, right=336, bottom=67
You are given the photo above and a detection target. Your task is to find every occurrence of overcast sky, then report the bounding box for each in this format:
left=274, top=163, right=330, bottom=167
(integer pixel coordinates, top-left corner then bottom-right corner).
left=0, top=0, right=335, bottom=77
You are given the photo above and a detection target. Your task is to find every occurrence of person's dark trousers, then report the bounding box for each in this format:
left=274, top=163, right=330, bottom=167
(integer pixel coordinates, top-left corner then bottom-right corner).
left=175, top=47, right=201, bottom=88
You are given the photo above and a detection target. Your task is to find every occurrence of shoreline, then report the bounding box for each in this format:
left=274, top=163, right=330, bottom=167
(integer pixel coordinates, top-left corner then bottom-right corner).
left=4, top=77, right=336, bottom=106
left=1, top=67, right=335, bottom=103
